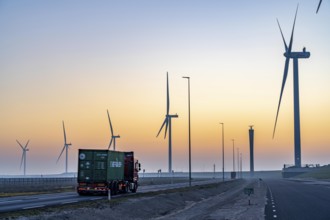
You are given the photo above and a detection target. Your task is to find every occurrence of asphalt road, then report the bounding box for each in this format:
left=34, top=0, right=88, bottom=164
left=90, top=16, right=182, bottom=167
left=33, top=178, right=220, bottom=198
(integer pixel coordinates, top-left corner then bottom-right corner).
left=0, top=192, right=102, bottom=213
left=264, top=178, right=330, bottom=220
left=0, top=178, right=222, bottom=213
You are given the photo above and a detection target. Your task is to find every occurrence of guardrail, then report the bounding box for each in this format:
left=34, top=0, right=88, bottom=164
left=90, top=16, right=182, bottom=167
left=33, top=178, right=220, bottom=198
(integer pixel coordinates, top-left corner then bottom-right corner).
left=283, top=164, right=321, bottom=169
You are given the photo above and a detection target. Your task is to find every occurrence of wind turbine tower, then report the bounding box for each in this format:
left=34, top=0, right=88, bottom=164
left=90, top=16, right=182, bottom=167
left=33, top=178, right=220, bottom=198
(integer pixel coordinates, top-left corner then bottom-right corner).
left=16, top=140, right=29, bottom=176
left=249, top=125, right=254, bottom=177
left=57, top=121, right=72, bottom=173
left=273, top=6, right=310, bottom=168
left=157, top=72, right=178, bottom=173
left=107, top=109, right=120, bottom=151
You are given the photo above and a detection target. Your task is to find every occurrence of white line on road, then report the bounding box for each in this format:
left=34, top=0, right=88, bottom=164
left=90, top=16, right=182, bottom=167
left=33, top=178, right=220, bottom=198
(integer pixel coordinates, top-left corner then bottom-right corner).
left=23, top=205, right=45, bottom=210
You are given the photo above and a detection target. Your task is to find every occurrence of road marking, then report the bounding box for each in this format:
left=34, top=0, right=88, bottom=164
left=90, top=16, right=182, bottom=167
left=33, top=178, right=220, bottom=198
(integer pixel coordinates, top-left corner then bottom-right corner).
left=23, top=205, right=45, bottom=210
left=266, top=182, right=279, bottom=220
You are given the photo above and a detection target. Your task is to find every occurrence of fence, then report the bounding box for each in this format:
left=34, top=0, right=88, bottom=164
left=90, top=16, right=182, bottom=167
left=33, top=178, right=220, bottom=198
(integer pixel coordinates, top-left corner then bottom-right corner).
left=0, top=177, right=76, bottom=185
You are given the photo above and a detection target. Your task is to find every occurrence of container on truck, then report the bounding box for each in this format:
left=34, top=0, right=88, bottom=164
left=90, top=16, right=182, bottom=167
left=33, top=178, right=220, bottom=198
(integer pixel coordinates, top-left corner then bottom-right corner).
left=77, top=149, right=141, bottom=195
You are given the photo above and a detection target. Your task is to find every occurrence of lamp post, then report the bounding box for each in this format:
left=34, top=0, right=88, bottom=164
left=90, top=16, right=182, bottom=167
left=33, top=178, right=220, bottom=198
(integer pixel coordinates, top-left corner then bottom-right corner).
left=240, top=153, right=242, bottom=178
left=232, top=139, right=235, bottom=172
left=220, top=123, right=224, bottom=181
left=237, top=147, right=239, bottom=178
left=183, top=76, right=191, bottom=187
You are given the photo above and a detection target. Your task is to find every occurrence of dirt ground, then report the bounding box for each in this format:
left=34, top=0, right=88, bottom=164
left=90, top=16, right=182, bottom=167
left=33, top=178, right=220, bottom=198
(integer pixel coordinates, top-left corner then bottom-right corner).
left=12, top=178, right=267, bottom=220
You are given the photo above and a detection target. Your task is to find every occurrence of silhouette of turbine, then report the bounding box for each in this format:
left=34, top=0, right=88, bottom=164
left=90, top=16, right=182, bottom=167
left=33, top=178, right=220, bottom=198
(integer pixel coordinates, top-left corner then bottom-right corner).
left=107, top=109, right=120, bottom=151
left=273, top=5, right=310, bottom=168
left=16, top=140, right=29, bottom=176
left=156, top=72, right=178, bottom=173
left=57, top=121, right=71, bottom=173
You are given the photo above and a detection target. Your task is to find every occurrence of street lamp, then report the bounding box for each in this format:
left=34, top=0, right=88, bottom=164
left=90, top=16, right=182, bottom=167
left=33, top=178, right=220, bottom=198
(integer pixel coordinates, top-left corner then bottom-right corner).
left=220, top=123, right=224, bottom=181
left=237, top=147, right=239, bottom=178
left=232, top=139, right=235, bottom=172
left=183, top=76, right=191, bottom=187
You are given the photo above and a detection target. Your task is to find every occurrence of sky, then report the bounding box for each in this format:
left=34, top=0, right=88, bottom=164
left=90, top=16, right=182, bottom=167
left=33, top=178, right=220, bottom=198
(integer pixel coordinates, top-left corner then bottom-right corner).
left=0, top=0, right=329, bottom=175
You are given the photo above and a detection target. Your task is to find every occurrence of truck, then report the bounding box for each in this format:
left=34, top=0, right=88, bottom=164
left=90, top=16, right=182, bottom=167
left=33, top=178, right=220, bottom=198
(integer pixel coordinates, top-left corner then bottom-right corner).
left=77, top=149, right=141, bottom=195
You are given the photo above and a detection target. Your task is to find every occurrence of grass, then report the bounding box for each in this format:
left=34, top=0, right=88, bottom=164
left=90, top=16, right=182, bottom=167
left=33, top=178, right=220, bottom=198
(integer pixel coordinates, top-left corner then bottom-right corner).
left=296, top=165, right=330, bottom=179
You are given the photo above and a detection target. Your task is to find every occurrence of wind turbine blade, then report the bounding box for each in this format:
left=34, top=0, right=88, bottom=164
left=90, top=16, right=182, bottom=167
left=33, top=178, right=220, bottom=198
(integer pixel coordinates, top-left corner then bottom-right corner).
left=56, top=146, right=66, bottom=163
left=16, top=140, right=24, bottom=150
left=20, top=152, right=24, bottom=169
left=108, top=138, right=113, bottom=150
left=62, top=121, right=67, bottom=144
left=107, top=109, right=114, bottom=136
left=288, top=5, right=298, bottom=54
left=273, top=57, right=290, bottom=138
left=166, top=72, right=170, bottom=115
left=156, top=118, right=167, bottom=137
left=164, top=119, right=169, bottom=139
left=25, top=140, right=30, bottom=149
left=276, top=19, right=288, bottom=51
left=316, top=0, right=322, bottom=13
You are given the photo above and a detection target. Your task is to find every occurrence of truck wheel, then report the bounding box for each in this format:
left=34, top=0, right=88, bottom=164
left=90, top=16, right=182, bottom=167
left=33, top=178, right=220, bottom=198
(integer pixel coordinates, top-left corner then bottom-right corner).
left=110, top=182, right=116, bottom=195
left=114, top=182, right=119, bottom=195
left=122, top=183, right=128, bottom=193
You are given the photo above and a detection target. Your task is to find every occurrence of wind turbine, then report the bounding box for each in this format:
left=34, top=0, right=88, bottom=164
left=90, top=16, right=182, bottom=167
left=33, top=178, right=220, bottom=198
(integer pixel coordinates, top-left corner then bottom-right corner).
left=273, top=5, right=310, bottom=168
left=57, top=121, right=71, bottom=173
left=16, top=140, right=29, bottom=176
left=316, top=0, right=323, bottom=13
left=107, top=109, right=120, bottom=151
left=156, top=72, right=178, bottom=173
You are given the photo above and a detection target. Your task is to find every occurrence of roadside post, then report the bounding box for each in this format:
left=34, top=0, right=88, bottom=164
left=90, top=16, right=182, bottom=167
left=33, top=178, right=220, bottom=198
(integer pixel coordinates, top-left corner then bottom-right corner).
left=108, top=189, right=111, bottom=201
left=244, top=187, right=254, bottom=205
left=258, top=178, right=262, bottom=188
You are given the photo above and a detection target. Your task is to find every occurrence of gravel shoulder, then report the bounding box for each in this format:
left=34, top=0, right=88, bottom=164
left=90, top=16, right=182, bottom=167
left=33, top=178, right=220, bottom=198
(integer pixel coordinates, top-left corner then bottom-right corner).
left=8, top=178, right=267, bottom=220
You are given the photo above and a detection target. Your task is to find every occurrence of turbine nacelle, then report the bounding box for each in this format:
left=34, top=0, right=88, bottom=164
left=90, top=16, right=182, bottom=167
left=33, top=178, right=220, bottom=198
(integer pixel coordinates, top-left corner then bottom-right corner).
left=166, top=114, right=179, bottom=118
left=284, top=49, right=310, bottom=59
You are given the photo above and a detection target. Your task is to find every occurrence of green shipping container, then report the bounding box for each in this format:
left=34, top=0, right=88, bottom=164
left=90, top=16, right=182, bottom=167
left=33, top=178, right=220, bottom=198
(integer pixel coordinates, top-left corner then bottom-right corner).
left=78, top=149, right=125, bottom=183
